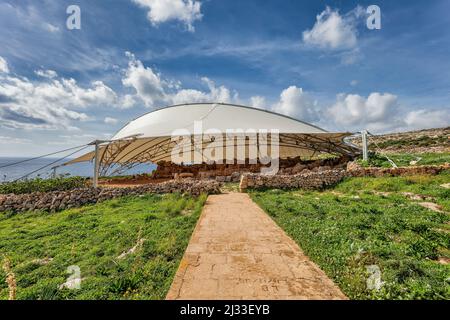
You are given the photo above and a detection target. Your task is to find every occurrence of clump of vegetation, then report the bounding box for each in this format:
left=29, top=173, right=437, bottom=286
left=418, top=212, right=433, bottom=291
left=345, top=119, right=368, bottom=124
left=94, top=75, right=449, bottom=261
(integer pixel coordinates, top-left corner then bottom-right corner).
left=0, top=193, right=207, bottom=300
left=250, top=171, right=450, bottom=300
left=0, top=177, right=89, bottom=195
left=358, top=152, right=450, bottom=168
left=372, top=135, right=448, bottom=150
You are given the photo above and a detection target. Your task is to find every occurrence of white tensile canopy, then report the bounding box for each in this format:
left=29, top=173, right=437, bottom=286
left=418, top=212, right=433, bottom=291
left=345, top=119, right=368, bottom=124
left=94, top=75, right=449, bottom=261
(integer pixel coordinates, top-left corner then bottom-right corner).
left=65, top=103, right=358, bottom=175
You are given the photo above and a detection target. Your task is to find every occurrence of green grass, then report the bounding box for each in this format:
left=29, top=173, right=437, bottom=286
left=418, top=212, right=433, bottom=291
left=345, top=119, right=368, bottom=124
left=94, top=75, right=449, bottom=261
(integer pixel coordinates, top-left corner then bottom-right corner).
left=359, top=152, right=450, bottom=168
left=335, top=171, right=450, bottom=212
left=0, top=193, right=207, bottom=300
left=250, top=171, right=450, bottom=300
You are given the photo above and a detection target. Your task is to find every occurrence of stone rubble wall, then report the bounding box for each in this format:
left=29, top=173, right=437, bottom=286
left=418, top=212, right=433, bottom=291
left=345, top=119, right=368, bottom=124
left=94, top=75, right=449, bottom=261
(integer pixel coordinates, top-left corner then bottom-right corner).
left=239, top=170, right=347, bottom=191
left=2, top=162, right=448, bottom=214
left=0, top=179, right=221, bottom=214
left=239, top=163, right=449, bottom=191
left=345, top=162, right=449, bottom=177
left=152, top=156, right=351, bottom=179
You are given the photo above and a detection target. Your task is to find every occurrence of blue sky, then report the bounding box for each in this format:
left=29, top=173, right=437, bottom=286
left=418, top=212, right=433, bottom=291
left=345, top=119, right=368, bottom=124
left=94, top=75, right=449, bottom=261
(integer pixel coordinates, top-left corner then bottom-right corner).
left=0, top=0, right=449, bottom=156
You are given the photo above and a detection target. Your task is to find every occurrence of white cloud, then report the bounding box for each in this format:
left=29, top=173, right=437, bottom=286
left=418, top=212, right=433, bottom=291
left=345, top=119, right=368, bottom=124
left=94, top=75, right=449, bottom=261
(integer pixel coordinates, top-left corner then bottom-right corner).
left=303, top=6, right=359, bottom=50
left=0, top=56, right=9, bottom=73
left=247, top=87, right=426, bottom=133
left=122, top=53, right=237, bottom=107
left=267, top=88, right=449, bottom=133
left=324, top=92, right=449, bottom=132
left=250, top=96, right=266, bottom=109
left=35, top=69, right=58, bottom=79
left=169, top=78, right=233, bottom=104
left=122, top=52, right=166, bottom=107
left=327, top=92, right=399, bottom=131
left=273, top=86, right=319, bottom=122
left=2, top=4, right=61, bottom=34
left=0, top=70, right=118, bottom=130
left=132, top=0, right=203, bottom=31
left=404, top=109, right=450, bottom=130
left=120, top=94, right=139, bottom=109
left=104, top=117, right=119, bottom=125
left=65, top=80, right=118, bottom=107
left=201, top=77, right=233, bottom=102
left=3, top=51, right=443, bottom=137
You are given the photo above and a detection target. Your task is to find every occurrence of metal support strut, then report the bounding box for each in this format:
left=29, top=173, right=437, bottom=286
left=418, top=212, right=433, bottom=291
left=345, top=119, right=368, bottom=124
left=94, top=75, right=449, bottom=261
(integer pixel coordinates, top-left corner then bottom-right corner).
left=361, top=130, right=369, bottom=162
left=90, top=139, right=108, bottom=188
left=93, top=140, right=100, bottom=188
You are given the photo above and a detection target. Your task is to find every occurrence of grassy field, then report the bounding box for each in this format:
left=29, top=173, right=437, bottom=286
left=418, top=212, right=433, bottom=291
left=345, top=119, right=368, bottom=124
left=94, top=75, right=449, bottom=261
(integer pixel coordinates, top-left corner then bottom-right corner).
left=0, top=193, right=206, bottom=300
left=250, top=171, right=450, bottom=300
left=1, top=156, right=449, bottom=300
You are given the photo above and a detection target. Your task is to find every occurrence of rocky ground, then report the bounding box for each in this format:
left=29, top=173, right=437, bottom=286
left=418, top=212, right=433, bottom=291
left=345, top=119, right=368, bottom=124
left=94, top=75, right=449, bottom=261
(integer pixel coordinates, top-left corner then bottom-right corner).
left=349, top=127, right=449, bottom=154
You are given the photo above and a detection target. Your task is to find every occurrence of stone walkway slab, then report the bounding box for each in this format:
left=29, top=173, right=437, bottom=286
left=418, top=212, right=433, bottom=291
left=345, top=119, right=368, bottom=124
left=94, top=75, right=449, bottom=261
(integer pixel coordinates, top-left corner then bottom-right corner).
left=166, top=192, right=347, bottom=300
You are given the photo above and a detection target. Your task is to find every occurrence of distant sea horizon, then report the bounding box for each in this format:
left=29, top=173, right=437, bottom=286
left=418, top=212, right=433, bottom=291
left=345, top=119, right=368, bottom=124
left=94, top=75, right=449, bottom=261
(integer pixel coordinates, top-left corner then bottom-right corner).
left=0, top=157, right=155, bottom=182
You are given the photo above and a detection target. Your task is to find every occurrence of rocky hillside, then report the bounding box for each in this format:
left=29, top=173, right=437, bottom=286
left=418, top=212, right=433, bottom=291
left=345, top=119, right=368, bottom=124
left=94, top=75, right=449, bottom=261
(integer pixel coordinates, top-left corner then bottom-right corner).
left=349, top=127, right=449, bottom=154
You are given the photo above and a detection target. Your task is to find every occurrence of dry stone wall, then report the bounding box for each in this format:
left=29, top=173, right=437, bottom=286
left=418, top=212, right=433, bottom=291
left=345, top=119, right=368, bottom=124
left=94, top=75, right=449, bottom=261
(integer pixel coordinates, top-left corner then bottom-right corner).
left=239, top=163, right=449, bottom=191
left=239, top=170, right=346, bottom=191
left=0, top=179, right=221, bottom=214
left=3, top=162, right=448, bottom=214
left=346, top=162, right=449, bottom=177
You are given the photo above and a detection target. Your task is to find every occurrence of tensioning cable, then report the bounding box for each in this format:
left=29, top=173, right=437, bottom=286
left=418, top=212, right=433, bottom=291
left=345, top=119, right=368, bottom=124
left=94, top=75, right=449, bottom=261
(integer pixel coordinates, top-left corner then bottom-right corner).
left=0, top=144, right=89, bottom=169
left=13, top=144, right=91, bottom=181
left=366, top=131, right=398, bottom=168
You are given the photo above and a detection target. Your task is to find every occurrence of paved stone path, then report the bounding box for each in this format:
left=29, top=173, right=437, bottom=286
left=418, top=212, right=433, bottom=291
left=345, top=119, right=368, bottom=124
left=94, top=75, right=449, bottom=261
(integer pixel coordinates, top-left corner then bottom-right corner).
left=166, top=193, right=347, bottom=300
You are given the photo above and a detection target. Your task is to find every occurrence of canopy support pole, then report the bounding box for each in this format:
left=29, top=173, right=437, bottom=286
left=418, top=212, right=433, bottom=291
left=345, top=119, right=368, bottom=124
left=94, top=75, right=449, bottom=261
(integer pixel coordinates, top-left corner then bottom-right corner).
left=93, top=140, right=101, bottom=188
left=51, top=166, right=58, bottom=179
left=88, top=139, right=110, bottom=188
left=361, top=130, right=369, bottom=162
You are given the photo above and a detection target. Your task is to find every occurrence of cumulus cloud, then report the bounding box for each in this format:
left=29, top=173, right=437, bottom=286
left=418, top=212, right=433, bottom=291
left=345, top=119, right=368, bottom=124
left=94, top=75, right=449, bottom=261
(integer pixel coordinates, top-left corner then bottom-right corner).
left=132, top=0, right=202, bottom=31
left=404, top=109, right=450, bottom=130
left=0, top=71, right=118, bottom=130
left=3, top=51, right=443, bottom=136
left=122, top=52, right=166, bottom=107
left=303, top=6, right=360, bottom=50
left=250, top=86, right=447, bottom=133
left=122, top=53, right=238, bottom=107
left=119, top=53, right=448, bottom=132
left=0, top=56, right=9, bottom=73
left=120, top=94, right=139, bottom=109
left=328, top=92, right=397, bottom=126
left=171, top=77, right=233, bottom=104
left=327, top=92, right=400, bottom=131
left=273, top=86, right=319, bottom=122
left=323, top=92, right=450, bottom=132
left=104, top=117, right=119, bottom=125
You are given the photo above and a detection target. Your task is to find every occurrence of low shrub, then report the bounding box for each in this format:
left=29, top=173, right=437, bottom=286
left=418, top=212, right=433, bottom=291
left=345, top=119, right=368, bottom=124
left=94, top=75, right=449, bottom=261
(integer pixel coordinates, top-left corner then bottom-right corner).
left=0, top=177, right=89, bottom=194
